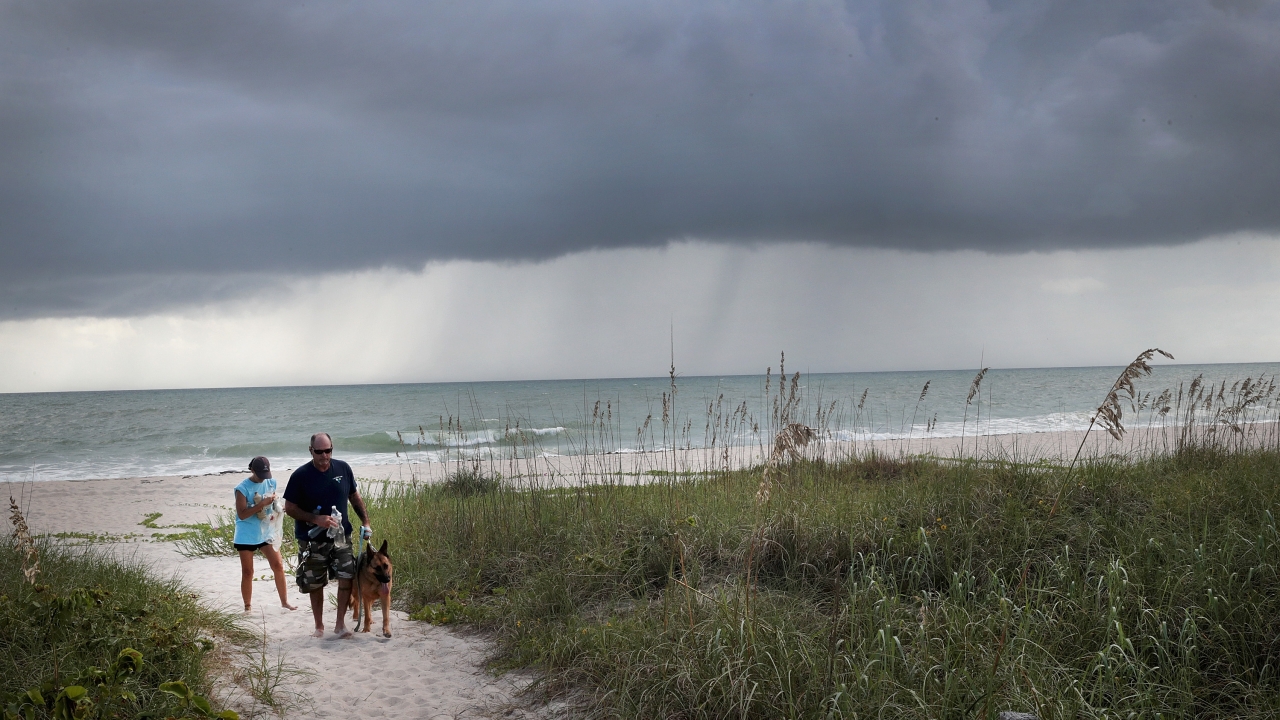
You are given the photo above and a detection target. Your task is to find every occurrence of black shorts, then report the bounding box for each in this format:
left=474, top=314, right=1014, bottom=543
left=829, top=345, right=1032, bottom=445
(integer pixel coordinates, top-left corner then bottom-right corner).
left=234, top=541, right=270, bottom=552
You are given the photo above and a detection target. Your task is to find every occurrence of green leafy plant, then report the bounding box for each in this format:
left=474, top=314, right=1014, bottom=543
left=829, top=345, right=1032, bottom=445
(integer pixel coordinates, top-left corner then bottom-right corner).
left=3, top=649, right=237, bottom=720
left=158, top=681, right=237, bottom=719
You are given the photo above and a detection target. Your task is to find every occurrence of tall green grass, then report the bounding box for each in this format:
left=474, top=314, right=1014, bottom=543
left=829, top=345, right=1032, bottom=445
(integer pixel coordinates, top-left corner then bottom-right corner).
left=368, top=447, right=1280, bottom=718
left=0, top=540, right=248, bottom=718
left=360, top=357, right=1280, bottom=717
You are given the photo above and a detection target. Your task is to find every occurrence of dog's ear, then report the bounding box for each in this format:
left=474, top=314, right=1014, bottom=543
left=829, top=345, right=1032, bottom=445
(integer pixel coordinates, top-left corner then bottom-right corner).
left=365, top=541, right=374, bottom=556
left=378, top=539, right=389, bottom=558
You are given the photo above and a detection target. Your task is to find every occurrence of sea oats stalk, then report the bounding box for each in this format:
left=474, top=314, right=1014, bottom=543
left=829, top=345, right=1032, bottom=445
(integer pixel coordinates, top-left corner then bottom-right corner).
left=1050, top=348, right=1173, bottom=517
left=908, top=380, right=931, bottom=453
left=8, top=495, right=39, bottom=583
left=960, top=368, right=989, bottom=457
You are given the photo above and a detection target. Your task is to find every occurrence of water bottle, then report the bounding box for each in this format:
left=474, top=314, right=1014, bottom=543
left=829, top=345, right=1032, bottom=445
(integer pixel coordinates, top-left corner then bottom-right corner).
left=329, top=505, right=348, bottom=547
left=307, top=505, right=326, bottom=538
left=255, top=491, right=272, bottom=521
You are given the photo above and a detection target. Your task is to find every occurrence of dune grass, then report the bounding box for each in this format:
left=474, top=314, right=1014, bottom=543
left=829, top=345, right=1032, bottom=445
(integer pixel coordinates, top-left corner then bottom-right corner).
left=173, top=510, right=298, bottom=561
left=0, top=537, right=248, bottom=719
left=367, top=444, right=1280, bottom=719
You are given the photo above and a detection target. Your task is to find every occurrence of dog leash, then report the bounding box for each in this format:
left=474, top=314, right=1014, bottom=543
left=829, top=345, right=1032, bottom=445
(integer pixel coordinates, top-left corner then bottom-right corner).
left=352, top=526, right=372, bottom=627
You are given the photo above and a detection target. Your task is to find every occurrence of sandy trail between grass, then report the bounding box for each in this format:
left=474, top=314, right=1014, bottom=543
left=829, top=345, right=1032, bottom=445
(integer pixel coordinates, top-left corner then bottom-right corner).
left=13, top=470, right=546, bottom=720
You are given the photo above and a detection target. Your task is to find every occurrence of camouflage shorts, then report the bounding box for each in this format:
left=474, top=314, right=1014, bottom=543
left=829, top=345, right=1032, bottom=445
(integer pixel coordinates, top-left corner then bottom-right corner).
left=296, top=537, right=356, bottom=593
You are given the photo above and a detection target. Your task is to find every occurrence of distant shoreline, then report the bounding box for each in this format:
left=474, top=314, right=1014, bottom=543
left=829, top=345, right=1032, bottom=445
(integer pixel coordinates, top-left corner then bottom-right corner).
left=17, top=421, right=1279, bottom=488
left=5, top=359, right=1275, bottom=397
left=8, top=362, right=1277, bottom=485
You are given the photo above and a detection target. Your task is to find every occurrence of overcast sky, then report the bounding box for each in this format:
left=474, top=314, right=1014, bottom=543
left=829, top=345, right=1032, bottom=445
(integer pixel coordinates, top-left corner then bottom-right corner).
left=2, top=0, right=1278, bottom=391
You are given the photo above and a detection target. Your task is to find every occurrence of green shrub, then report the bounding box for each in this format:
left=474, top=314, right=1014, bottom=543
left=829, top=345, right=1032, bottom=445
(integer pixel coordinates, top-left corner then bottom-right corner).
left=0, top=541, right=245, bottom=719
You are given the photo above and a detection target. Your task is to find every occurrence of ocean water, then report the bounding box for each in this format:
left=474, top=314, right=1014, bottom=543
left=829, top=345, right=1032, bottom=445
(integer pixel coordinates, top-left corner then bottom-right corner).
left=2, top=362, right=1277, bottom=482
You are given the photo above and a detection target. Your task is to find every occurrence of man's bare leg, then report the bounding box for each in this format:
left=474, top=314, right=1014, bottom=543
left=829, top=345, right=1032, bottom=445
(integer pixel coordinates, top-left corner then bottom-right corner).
left=333, top=579, right=354, bottom=638
left=308, top=589, right=325, bottom=638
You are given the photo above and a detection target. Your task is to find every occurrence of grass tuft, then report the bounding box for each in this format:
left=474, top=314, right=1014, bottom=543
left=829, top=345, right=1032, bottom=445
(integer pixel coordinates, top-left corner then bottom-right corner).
left=441, top=466, right=502, bottom=497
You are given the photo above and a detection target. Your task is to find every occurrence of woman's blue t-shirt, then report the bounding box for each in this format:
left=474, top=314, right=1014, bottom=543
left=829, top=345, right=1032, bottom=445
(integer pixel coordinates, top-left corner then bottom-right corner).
left=233, top=476, right=277, bottom=546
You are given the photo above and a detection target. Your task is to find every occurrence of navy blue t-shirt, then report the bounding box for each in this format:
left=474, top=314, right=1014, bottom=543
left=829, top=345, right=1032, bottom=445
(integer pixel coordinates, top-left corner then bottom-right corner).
left=283, top=459, right=358, bottom=540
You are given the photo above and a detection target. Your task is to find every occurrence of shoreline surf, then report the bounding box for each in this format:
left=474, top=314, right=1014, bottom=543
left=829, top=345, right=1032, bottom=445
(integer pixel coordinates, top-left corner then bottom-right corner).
left=6, top=360, right=1280, bottom=483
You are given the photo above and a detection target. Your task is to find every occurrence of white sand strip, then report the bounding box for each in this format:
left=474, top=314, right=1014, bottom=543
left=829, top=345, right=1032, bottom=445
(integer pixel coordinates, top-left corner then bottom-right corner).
left=357, top=422, right=1280, bottom=488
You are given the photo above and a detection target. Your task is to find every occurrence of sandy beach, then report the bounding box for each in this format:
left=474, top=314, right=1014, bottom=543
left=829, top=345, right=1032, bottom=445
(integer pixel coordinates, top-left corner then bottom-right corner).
left=10, top=422, right=1275, bottom=718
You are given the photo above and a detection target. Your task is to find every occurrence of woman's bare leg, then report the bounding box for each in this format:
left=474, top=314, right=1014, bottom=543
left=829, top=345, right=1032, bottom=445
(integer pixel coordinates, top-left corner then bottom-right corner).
left=238, top=549, right=255, bottom=612
left=260, top=543, right=297, bottom=610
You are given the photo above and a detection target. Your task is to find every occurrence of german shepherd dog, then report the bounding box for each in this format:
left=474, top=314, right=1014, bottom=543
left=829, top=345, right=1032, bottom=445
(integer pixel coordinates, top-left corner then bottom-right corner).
left=351, top=540, right=394, bottom=637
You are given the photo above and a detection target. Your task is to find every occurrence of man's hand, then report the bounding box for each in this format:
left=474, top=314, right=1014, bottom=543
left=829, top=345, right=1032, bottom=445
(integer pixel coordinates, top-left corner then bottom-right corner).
left=360, top=524, right=373, bottom=540
left=284, top=500, right=339, bottom=529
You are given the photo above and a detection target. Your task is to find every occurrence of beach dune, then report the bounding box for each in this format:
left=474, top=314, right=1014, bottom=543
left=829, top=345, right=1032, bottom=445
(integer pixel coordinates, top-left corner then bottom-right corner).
left=13, top=423, right=1274, bottom=718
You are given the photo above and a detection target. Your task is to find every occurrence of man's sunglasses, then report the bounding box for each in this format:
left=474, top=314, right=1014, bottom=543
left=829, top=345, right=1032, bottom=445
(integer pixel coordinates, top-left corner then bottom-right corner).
left=311, top=448, right=333, bottom=455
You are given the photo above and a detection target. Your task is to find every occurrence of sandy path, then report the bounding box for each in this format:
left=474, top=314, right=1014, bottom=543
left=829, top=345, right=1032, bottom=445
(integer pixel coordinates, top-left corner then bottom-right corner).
left=12, top=472, right=547, bottom=720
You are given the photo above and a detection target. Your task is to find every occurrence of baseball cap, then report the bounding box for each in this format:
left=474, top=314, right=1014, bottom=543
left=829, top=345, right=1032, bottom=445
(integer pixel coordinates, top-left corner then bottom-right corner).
left=249, top=456, right=272, bottom=479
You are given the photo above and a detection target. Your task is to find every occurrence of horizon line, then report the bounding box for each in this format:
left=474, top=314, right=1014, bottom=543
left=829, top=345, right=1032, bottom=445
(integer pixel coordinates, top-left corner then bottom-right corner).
left=2, top=359, right=1269, bottom=397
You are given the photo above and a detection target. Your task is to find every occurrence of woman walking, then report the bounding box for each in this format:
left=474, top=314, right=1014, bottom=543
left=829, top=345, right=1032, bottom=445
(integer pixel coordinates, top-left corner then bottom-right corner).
left=235, top=456, right=297, bottom=612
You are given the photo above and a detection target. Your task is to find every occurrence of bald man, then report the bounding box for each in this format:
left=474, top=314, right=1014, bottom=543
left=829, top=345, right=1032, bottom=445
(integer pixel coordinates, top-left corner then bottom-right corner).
left=283, top=432, right=371, bottom=638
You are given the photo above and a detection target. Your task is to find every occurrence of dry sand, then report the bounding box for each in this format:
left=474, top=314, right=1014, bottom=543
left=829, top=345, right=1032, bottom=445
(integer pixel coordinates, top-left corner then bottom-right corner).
left=10, top=423, right=1272, bottom=718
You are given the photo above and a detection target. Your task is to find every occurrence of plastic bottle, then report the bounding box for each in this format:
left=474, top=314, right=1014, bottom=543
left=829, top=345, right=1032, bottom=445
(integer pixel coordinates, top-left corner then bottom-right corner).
left=307, top=505, right=326, bottom=538
left=329, top=505, right=348, bottom=547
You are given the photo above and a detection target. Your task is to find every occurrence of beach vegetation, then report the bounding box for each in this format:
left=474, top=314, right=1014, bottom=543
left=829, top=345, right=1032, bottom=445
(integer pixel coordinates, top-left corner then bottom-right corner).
left=441, top=465, right=503, bottom=497
left=43, top=531, right=145, bottom=545
left=1, top=530, right=247, bottom=719
left=173, top=511, right=297, bottom=562
left=374, top=449, right=1280, bottom=718
left=366, top=354, right=1280, bottom=719
left=228, top=624, right=315, bottom=717
left=139, top=511, right=220, bottom=543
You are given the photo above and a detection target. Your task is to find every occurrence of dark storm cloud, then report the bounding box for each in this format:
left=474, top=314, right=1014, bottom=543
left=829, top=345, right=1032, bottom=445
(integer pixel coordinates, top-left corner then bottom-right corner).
left=2, top=0, right=1279, bottom=317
